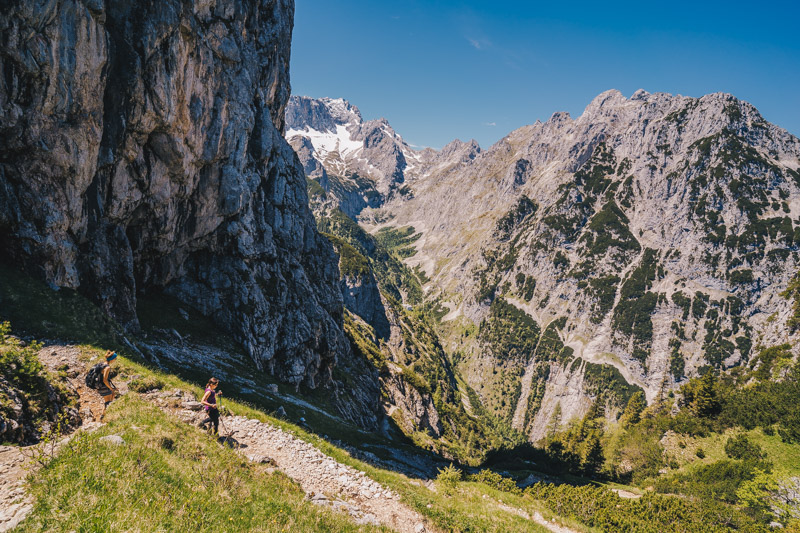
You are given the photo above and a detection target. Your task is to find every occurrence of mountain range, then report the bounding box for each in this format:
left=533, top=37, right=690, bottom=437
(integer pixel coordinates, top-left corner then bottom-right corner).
left=286, top=89, right=800, bottom=441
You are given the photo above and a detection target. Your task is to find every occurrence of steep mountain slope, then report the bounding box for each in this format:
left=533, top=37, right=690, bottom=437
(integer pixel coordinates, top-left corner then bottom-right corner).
left=0, top=0, right=359, bottom=402
left=288, top=91, right=800, bottom=442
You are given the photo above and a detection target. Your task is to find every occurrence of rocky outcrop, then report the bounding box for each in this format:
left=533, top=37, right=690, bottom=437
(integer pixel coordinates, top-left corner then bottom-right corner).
left=0, top=352, right=80, bottom=445
left=0, top=0, right=349, bottom=388
left=341, top=275, right=390, bottom=340
left=382, top=371, right=443, bottom=438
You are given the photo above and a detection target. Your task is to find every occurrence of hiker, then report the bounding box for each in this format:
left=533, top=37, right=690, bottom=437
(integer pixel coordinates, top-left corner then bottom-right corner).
left=85, top=350, right=119, bottom=420
left=200, top=377, right=222, bottom=435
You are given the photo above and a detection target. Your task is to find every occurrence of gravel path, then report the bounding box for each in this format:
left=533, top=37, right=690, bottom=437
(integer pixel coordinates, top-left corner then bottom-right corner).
left=0, top=445, right=33, bottom=532
left=159, top=393, right=434, bottom=533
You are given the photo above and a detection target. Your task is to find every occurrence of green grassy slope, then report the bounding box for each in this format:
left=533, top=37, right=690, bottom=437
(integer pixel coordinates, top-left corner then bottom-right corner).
left=17, top=395, right=385, bottom=533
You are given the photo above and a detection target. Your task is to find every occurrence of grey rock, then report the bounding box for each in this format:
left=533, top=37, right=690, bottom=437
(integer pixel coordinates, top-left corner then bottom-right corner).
left=336, top=261, right=390, bottom=340
left=382, top=371, right=443, bottom=438
left=265, top=384, right=279, bottom=394
left=275, top=406, right=287, bottom=418
left=99, top=435, right=126, bottom=446
left=181, top=401, right=204, bottom=411
left=247, top=454, right=276, bottom=465
left=0, top=0, right=380, bottom=428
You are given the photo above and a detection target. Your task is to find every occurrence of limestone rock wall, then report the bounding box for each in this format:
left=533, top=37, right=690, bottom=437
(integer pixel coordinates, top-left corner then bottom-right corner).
left=0, top=0, right=351, bottom=390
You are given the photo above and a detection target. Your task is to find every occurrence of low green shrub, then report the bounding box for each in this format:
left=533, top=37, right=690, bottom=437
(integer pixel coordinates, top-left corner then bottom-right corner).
left=436, top=464, right=462, bottom=489
left=725, top=433, right=765, bottom=461
left=468, top=469, right=522, bottom=495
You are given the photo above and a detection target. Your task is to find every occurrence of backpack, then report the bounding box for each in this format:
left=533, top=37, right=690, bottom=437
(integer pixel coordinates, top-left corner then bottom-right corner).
left=85, top=363, right=107, bottom=390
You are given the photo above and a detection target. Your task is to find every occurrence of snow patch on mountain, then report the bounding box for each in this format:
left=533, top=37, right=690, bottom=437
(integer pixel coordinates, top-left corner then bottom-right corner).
left=287, top=125, right=364, bottom=159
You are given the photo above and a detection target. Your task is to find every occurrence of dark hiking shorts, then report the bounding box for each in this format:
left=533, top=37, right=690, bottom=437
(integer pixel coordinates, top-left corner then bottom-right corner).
left=97, top=385, right=114, bottom=397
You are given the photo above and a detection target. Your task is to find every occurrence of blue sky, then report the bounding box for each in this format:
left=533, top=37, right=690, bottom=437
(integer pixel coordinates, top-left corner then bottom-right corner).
left=291, top=1, right=800, bottom=149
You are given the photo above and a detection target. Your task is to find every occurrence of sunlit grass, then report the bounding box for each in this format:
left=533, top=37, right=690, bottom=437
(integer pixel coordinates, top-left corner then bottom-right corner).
left=17, top=395, right=385, bottom=532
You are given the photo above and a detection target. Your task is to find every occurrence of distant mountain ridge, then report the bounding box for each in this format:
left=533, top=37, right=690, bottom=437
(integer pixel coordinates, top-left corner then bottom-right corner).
left=287, top=90, right=800, bottom=442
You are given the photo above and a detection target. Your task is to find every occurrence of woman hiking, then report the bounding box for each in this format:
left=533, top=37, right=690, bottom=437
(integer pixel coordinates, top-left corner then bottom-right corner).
left=200, top=377, right=222, bottom=435
left=95, top=350, right=119, bottom=420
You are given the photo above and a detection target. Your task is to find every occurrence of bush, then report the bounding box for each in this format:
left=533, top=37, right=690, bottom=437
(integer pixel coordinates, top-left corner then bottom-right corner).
left=695, top=447, right=706, bottom=459
left=725, top=434, right=764, bottom=461
left=0, top=322, right=76, bottom=443
left=436, top=464, right=462, bottom=490
left=655, top=459, right=770, bottom=504
left=400, top=366, right=431, bottom=395
left=468, top=469, right=521, bottom=495
left=526, top=481, right=769, bottom=532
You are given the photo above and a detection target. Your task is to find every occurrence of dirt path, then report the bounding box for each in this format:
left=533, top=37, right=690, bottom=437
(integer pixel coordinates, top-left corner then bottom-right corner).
left=497, top=501, right=581, bottom=533
left=0, top=445, right=33, bottom=532
left=158, top=393, right=435, bottom=533
left=0, top=345, right=104, bottom=532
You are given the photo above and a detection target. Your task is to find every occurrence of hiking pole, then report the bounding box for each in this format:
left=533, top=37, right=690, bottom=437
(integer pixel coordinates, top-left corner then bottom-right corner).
left=217, top=393, right=233, bottom=441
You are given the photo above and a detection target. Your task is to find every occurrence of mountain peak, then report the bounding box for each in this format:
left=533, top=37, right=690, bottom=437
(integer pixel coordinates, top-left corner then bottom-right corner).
left=285, top=95, right=362, bottom=133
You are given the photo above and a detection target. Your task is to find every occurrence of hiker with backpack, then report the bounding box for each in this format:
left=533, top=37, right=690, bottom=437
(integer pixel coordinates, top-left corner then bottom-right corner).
left=85, top=350, right=119, bottom=419
left=200, top=377, right=222, bottom=435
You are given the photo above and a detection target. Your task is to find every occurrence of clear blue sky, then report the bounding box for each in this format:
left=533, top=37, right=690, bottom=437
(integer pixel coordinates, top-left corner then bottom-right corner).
left=291, top=1, right=800, bottom=149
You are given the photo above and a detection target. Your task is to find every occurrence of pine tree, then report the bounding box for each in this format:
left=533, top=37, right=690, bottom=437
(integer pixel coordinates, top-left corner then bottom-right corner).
left=547, top=402, right=562, bottom=437
left=693, top=370, right=720, bottom=417
left=620, top=390, right=646, bottom=427
left=582, top=435, right=605, bottom=477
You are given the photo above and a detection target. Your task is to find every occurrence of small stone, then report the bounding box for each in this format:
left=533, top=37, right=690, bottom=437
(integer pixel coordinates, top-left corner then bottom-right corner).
left=182, top=401, right=203, bottom=411
left=99, top=435, right=125, bottom=446
left=275, top=406, right=287, bottom=418
left=415, top=524, right=426, bottom=533
left=265, top=384, right=279, bottom=394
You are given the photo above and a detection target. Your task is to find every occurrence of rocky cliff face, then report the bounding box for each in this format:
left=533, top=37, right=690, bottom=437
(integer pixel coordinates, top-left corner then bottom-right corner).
left=289, top=92, right=800, bottom=442
left=0, top=0, right=351, bottom=391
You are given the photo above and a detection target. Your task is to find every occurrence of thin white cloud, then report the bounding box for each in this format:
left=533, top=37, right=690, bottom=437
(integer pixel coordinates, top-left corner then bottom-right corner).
left=467, top=36, right=491, bottom=50
left=484, top=122, right=497, bottom=127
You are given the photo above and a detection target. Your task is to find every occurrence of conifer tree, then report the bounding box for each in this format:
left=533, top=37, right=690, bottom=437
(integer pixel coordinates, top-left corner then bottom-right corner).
left=547, top=402, right=562, bottom=437
left=693, top=370, right=720, bottom=417
left=621, top=390, right=646, bottom=427
left=582, top=435, right=605, bottom=477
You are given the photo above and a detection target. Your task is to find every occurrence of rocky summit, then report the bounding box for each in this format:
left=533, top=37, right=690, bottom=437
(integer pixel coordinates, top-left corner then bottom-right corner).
left=289, top=91, right=800, bottom=442
left=0, top=0, right=353, bottom=392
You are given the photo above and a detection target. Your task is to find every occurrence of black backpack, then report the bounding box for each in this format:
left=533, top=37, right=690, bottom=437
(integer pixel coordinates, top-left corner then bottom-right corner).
left=85, top=363, right=107, bottom=389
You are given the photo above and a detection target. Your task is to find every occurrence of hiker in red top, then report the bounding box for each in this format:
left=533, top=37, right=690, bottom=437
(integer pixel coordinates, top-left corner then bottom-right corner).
left=200, top=377, right=221, bottom=435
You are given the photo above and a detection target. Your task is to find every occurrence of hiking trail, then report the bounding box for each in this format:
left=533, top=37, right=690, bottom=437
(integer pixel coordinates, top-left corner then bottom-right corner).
left=151, top=388, right=436, bottom=533
left=0, top=345, right=104, bottom=532
left=1, top=343, right=580, bottom=533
